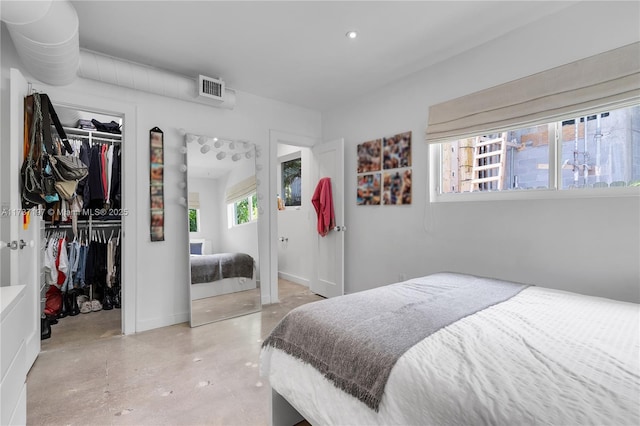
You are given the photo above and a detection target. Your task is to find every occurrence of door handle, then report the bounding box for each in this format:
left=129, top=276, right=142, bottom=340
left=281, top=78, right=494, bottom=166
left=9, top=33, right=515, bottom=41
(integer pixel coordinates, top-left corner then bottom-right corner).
left=333, top=226, right=346, bottom=232
left=0, top=240, right=19, bottom=250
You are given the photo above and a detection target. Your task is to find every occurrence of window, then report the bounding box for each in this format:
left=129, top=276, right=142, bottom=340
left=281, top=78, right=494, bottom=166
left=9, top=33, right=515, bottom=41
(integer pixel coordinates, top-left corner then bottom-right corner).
left=228, top=193, right=258, bottom=227
left=281, top=157, right=302, bottom=207
left=188, top=209, right=199, bottom=232
left=438, top=103, right=640, bottom=196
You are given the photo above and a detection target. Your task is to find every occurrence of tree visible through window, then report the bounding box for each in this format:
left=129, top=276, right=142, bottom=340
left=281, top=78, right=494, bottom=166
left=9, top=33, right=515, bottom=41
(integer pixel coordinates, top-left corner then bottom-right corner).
left=231, top=193, right=258, bottom=226
left=282, top=158, right=302, bottom=206
left=188, top=209, right=199, bottom=232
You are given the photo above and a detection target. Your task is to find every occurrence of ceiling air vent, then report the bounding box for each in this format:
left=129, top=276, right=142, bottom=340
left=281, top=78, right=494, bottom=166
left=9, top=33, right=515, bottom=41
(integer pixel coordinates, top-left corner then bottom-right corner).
left=198, top=75, right=225, bottom=101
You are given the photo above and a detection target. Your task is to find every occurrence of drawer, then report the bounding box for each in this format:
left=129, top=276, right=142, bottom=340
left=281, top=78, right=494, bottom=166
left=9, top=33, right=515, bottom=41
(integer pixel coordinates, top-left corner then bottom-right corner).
left=0, top=289, right=27, bottom=382
left=0, top=341, right=26, bottom=426
left=7, top=382, right=26, bottom=426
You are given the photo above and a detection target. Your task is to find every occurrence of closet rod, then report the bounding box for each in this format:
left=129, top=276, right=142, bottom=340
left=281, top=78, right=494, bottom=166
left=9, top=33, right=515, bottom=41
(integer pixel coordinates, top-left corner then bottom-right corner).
left=46, top=221, right=121, bottom=229
left=90, top=222, right=122, bottom=227
left=68, top=135, right=122, bottom=143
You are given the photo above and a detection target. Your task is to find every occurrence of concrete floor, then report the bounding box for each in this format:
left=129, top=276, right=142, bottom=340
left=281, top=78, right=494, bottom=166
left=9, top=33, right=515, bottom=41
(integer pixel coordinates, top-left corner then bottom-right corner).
left=27, top=279, right=322, bottom=425
left=191, top=288, right=261, bottom=326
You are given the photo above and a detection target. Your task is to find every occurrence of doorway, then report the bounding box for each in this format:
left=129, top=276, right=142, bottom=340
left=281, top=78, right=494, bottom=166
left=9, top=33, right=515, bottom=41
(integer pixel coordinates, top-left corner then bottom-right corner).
left=41, top=104, right=124, bottom=345
left=276, top=143, right=312, bottom=290
left=267, top=130, right=345, bottom=303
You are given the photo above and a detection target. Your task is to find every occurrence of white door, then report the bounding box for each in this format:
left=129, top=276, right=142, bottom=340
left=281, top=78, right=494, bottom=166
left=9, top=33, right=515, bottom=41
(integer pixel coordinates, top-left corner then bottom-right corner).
left=2, top=68, right=41, bottom=369
left=310, top=139, right=344, bottom=298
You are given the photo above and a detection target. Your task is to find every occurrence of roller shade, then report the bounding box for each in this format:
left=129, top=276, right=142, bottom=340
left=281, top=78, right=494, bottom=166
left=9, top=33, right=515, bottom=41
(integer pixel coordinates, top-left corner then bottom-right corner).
left=225, top=175, right=257, bottom=204
left=426, top=42, right=640, bottom=143
left=188, top=192, right=200, bottom=209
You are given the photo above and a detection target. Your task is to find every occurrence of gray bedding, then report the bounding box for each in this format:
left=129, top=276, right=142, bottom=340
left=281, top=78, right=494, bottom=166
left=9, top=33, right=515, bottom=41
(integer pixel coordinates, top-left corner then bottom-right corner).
left=190, top=253, right=254, bottom=284
left=262, top=272, right=529, bottom=411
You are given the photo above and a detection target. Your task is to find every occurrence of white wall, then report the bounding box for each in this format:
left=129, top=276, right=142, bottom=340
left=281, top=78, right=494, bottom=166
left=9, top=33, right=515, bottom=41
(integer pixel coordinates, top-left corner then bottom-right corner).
left=277, top=144, right=313, bottom=285
left=322, top=1, right=640, bottom=303
left=1, top=24, right=321, bottom=331
left=187, top=177, right=220, bottom=254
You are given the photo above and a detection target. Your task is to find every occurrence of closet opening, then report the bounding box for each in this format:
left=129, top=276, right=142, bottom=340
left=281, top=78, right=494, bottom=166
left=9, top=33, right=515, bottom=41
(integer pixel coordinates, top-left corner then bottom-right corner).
left=41, top=104, right=125, bottom=345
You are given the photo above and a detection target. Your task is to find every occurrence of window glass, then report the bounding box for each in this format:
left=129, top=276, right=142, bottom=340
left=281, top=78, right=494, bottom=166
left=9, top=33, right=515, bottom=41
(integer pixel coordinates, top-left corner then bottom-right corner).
left=439, top=103, right=639, bottom=195
left=229, top=193, right=258, bottom=227
left=188, top=208, right=199, bottom=232
left=440, top=125, right=549, bottom=193
left=235, top=198, right=250, bottom=225
left=560, top=105, right=640, bottom=189
left=281, top=158, right=302, bottom=206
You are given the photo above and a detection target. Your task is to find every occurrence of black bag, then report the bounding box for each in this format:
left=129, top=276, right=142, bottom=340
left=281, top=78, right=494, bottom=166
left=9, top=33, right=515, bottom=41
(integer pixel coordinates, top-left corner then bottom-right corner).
left=92, top=119, right=121, bottom=134
left=20, top=158, right=46, bottom=209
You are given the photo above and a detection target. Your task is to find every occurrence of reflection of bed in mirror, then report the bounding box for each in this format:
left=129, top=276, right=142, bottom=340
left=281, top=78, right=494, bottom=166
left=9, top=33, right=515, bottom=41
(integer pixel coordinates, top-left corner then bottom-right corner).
left=190, top=251, right=260, bottom=325
left=190, top=252, right=256, bottom=298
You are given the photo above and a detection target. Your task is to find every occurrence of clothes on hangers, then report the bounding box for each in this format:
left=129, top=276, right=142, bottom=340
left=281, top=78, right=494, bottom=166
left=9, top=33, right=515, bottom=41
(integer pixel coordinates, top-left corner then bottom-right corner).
left=110, top=145, right=122, bottom=209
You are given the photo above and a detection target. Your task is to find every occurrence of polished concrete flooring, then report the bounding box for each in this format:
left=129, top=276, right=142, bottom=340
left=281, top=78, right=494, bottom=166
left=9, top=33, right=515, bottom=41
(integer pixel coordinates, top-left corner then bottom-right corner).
left=27, top=279, right=323, bottom=425
left=191, top=288, right=261, bottom=327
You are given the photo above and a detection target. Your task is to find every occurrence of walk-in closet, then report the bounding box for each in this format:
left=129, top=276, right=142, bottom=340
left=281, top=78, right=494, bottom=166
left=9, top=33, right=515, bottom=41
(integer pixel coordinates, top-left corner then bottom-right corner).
left=41, top=105, right=124, bottom=343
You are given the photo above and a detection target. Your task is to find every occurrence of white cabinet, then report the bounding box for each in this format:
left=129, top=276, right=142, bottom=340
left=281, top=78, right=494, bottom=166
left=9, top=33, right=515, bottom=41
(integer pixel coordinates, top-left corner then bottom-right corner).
left=0, top=285, right=28, bottom=426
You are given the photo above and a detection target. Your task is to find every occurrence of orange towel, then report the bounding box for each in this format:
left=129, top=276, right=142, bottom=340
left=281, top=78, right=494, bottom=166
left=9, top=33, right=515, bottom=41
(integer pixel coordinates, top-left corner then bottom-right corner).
left=311, top=177, right=335, bottom=237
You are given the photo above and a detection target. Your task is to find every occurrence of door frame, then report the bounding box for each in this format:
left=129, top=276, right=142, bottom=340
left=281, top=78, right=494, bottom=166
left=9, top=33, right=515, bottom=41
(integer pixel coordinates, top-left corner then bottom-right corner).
left=30, top=82, right=138, bottom=335
left=267, top=130, right=318, bottom=304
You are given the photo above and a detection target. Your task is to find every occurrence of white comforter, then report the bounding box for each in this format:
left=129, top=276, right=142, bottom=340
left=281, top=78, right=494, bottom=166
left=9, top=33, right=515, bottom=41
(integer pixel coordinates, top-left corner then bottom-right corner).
left=261, top=283, right=640, bottom=425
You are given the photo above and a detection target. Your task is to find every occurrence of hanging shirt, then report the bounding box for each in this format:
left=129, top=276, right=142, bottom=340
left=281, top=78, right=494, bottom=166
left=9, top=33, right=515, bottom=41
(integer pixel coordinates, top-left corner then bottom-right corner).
left=106, top=145, right=114, bottom=203
left=44, top=237, right=58, bottom=285
left=87, top=144, right=105, bottom=208
left=110, top=146, right=122, bottom=209
left=101, top=144, right=108, bottom=201
left=56, top=237, right=69, bottom=287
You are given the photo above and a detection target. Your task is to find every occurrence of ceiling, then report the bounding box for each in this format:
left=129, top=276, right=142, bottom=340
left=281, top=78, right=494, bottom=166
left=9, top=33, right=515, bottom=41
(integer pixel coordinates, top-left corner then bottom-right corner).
left=71, top=1, right=573, bottom=111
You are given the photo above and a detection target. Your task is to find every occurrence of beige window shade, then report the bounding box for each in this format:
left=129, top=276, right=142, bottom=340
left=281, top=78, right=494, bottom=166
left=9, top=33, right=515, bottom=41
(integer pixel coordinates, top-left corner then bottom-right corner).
left=225, top=175, right=257, bottom=204
left=188, top=192, right=200, bottom=209
left=426, top=42, right=640, bottom=143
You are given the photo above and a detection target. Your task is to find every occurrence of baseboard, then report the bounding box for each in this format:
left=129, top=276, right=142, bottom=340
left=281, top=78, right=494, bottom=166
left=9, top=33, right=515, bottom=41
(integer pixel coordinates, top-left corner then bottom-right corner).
left=278, top=272, right=309, bottom=287
left=137, top=311, right=190, bottom=333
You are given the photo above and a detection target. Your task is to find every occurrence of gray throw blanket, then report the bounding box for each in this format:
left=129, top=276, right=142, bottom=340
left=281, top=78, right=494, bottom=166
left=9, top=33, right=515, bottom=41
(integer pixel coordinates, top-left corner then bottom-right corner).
left=190, top=253, right=254, bottom=284
left=262, top=273, right=529, bottom=411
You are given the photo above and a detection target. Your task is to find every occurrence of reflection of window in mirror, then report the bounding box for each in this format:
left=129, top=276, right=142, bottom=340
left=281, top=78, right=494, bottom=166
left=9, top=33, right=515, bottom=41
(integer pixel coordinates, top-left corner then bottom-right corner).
left=228, top=193, right=258, bottom=227
left=188, top=191, right=201, bottom=232
left=281, top=156, right=302, bottom=207
left=188, top=208, right=200, bottom=232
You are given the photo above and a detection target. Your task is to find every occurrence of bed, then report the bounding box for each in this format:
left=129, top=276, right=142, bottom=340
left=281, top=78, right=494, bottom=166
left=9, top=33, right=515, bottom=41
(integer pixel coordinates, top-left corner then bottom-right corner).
left=190, top=252, right=255, bottom=299
left=260, top=272, right=640, bottom=425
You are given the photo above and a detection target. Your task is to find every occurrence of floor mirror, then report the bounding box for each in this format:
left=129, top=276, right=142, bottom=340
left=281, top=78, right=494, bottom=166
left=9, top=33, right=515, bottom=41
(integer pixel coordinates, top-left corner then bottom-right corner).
left=185, top=136, right=260, bottom=326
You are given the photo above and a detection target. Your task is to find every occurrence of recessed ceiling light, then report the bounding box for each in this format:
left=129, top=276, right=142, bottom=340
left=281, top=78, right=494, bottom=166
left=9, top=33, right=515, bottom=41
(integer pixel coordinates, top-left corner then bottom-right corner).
left=346, top=30, right=358, bottom=39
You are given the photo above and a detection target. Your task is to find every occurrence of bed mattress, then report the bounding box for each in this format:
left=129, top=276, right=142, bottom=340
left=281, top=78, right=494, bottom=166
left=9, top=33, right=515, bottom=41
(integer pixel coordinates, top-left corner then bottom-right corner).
left=261, top=278, right=640, bottom=425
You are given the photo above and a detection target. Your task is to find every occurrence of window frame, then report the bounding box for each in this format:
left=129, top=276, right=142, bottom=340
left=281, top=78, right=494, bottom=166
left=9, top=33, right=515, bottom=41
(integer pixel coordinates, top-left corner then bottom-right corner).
left=227, top=193, right=258, bottom=228
left=431, top=105, right=640, bottom=203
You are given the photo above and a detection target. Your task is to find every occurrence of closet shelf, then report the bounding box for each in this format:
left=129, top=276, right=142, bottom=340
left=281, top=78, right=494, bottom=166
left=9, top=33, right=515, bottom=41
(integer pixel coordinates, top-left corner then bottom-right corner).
left=63, top=127, right=122, bottom=141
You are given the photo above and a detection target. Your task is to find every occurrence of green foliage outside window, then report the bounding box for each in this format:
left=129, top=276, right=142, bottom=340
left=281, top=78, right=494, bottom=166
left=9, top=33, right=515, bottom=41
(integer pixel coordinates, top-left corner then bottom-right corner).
left=188, top=209, right=199, bottom=232
left=251, top=194, right=258, bottom=219
left=235, top=198, right=250, bottom=225
left=231, top=193, right=258, bottom=226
